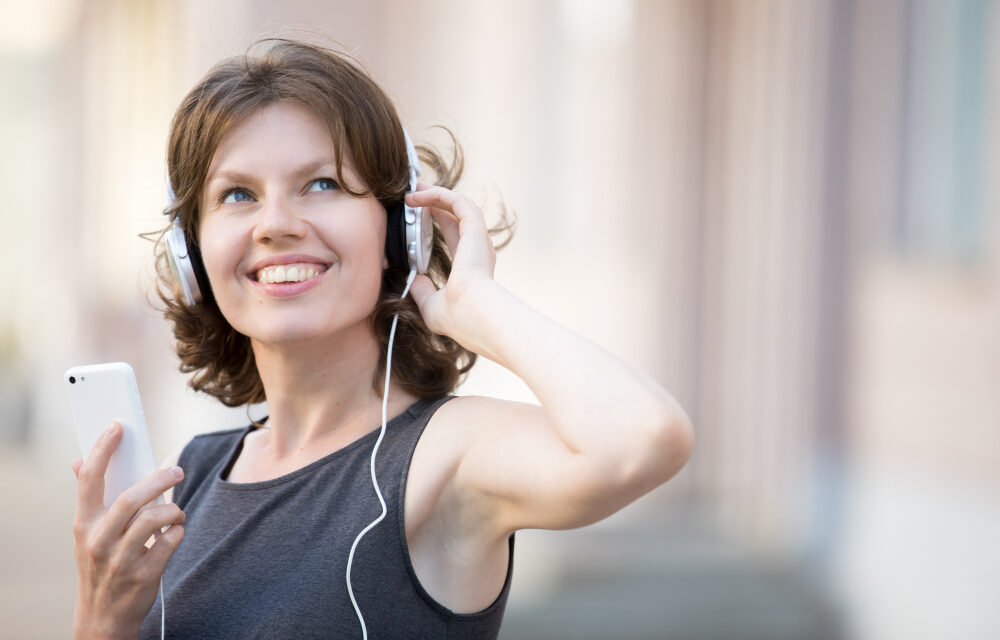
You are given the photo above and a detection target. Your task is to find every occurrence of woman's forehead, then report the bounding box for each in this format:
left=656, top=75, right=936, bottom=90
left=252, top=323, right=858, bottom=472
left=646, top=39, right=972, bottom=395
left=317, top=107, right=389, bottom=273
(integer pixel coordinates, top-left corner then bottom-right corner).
left=204, top=102, right=359, bottom=183
left=210, top=103, right=333, bottom=165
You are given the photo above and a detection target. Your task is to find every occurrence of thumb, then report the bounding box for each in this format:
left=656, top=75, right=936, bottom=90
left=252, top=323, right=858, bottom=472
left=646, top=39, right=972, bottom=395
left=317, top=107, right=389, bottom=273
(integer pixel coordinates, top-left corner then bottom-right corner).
left=408, top=274, right=437, bottom=313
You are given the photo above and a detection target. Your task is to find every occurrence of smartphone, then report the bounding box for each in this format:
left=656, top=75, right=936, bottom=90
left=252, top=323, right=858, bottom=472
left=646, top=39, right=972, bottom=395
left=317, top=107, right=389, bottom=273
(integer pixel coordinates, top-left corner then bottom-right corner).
left=65, top=362, right=159, bottom=510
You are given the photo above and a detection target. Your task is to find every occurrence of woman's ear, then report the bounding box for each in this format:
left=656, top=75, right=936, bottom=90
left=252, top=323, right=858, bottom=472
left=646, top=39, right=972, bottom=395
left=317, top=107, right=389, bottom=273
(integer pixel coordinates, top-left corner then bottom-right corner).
left=382, top=255, right=390, bottom=270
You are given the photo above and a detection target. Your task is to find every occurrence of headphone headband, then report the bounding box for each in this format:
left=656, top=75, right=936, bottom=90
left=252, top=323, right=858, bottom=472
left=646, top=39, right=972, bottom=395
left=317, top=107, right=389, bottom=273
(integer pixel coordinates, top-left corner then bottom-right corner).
left=403, top=130, right=420, bottom=193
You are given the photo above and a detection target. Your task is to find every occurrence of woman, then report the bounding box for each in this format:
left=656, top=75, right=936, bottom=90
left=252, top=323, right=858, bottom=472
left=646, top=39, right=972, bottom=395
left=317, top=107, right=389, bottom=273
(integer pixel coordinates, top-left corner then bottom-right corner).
left=71, top=39, right=693, bottom=639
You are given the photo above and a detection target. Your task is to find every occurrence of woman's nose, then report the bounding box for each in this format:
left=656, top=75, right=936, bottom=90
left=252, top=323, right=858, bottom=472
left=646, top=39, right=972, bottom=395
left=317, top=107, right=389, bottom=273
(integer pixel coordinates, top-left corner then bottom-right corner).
left=252, top=196, right=308, bottom=244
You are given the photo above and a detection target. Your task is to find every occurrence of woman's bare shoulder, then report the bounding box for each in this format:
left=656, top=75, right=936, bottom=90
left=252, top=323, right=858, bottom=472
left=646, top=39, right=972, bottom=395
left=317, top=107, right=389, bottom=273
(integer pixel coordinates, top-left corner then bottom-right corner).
left=428, top=394, right=542, bottom=436
left=406, top=395, right=543, bottom=525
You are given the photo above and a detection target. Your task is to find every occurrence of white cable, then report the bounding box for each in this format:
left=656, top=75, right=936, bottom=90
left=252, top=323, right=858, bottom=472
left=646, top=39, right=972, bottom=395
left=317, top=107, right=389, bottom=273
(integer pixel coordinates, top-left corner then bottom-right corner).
left=159, top=575, right=165, bottom=640
left=346, top=268, right=417, bottom=639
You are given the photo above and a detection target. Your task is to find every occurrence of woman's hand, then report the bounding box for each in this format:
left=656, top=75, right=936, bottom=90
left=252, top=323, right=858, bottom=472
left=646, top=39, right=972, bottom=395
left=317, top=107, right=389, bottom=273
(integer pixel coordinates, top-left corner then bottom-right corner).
left=71, top=422, right=186, bottom=640
left=405, top=184, right=502, bottom=349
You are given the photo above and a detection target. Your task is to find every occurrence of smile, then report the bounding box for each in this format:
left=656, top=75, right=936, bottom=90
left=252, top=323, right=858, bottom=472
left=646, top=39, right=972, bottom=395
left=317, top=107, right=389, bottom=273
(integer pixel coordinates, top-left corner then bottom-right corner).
left=254, top=262, right=327, bottom=284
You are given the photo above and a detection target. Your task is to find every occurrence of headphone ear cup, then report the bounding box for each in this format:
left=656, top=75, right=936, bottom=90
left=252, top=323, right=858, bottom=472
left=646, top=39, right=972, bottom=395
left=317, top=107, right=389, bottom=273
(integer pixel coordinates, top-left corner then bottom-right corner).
left=384, top=199, right=432, bottom=274
left=405, top=202, right=432, bottom=274
left=384, top=200, right=408, bottom=271
left=165, top=219, right=212, bottom=305
left=398, top=129, right=431, bottom=275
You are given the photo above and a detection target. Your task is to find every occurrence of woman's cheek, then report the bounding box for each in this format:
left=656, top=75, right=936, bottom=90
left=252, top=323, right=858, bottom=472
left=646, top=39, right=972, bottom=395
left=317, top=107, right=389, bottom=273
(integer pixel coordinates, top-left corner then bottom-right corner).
left=198, top=221, right=249, bottom=323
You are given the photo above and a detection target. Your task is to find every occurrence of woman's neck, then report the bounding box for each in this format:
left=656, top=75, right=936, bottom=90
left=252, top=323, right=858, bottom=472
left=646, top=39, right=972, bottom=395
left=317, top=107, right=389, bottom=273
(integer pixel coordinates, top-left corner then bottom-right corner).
left=249, top=323, right=418, bottom=459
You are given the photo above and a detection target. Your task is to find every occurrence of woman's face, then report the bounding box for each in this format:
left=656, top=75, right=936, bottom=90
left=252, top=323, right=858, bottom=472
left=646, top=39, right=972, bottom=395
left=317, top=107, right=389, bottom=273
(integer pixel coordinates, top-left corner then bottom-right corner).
left=197, top=101, right=388, bottom=347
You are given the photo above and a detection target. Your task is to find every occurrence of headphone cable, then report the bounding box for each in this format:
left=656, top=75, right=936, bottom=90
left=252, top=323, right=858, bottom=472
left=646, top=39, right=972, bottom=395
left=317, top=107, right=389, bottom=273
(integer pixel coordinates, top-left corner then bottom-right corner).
left=346, top=268, right=418, bottom=639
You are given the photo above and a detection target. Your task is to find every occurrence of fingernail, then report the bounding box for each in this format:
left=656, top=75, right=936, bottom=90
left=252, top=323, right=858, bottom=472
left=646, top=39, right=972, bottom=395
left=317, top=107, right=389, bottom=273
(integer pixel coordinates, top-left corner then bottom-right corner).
left=106, top=422, right=120, bottom=436
left=170, top=466, right=184, bottom=480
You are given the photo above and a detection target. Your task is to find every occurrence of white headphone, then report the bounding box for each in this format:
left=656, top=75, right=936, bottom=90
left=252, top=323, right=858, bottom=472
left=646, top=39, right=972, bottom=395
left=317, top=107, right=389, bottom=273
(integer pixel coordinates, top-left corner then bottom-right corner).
left=164, top=130, right=431, bottom=305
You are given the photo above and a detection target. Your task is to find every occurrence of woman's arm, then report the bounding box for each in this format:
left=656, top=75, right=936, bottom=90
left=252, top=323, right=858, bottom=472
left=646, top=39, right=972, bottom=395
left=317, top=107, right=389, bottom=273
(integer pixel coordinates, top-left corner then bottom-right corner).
left=406, top=187, right=694, bottom=536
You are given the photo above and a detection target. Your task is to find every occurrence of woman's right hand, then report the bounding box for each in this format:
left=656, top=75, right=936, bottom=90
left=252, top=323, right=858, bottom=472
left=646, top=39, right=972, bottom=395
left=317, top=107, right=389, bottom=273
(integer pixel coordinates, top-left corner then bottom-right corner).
left=71, top=422, right=187, bottom=640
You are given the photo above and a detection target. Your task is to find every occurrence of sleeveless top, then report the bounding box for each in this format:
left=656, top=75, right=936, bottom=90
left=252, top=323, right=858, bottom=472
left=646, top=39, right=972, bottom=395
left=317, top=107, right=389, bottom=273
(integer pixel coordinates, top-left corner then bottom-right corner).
left=138, top=396, right=514, bottom=639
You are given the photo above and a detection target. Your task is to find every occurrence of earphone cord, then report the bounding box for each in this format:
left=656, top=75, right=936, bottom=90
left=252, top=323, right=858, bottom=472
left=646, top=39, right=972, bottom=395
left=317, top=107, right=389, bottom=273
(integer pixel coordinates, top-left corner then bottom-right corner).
left=159, top=576, right=165, bottom=640
left=155, top=270, right=417, bottom=640
left=346, top=268, right=418, bottom=640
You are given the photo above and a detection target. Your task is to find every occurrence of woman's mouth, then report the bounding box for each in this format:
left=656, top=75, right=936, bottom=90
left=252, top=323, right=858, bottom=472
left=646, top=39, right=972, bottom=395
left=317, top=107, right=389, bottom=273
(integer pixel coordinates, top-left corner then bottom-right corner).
left=254, top=263, right=327, bottom=284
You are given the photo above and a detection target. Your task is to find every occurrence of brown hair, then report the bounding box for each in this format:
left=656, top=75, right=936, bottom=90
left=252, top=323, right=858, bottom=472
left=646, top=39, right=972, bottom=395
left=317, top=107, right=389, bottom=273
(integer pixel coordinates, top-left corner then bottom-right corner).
left=149, top=38, right=514, bottom=408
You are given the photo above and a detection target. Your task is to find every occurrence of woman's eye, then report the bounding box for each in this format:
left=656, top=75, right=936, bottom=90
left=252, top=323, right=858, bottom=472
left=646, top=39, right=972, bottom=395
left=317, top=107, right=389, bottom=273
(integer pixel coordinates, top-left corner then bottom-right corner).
left=220, top=188, right=253, bottom=204
left=308, top=178, right=339, bottom=193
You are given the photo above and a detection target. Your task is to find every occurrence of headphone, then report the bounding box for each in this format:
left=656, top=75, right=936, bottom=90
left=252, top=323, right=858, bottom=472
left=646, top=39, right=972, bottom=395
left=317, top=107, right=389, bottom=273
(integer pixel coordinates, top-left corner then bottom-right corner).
left=164, top=130, right=432, bottom=305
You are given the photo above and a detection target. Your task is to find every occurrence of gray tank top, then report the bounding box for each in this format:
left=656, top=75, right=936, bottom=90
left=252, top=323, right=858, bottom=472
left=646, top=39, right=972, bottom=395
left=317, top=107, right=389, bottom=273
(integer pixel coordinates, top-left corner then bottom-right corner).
left=138, top=396, right=514, bottom=639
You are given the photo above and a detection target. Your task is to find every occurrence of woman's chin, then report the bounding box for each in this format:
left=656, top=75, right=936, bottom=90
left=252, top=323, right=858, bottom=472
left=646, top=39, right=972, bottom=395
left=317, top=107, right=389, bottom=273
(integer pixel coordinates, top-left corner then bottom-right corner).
left=249, top=328, right=331, bottom=348
left=242, top=320, right=372, bottom=351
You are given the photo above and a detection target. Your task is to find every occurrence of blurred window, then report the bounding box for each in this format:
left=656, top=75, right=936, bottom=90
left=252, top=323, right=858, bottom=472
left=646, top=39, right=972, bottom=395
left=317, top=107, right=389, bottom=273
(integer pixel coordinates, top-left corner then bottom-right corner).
left=894, top=0, right=991, bottom=260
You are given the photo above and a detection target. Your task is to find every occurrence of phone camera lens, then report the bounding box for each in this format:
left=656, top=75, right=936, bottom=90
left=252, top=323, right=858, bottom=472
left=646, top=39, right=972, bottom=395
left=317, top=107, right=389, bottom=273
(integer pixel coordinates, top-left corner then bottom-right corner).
left=68, top=376, right=76, bottom=384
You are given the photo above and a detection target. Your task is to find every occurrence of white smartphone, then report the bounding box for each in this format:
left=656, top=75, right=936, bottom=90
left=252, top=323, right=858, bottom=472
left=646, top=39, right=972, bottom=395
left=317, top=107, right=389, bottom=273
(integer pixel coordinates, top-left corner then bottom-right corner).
left=65, top=362, right=160, bottom=510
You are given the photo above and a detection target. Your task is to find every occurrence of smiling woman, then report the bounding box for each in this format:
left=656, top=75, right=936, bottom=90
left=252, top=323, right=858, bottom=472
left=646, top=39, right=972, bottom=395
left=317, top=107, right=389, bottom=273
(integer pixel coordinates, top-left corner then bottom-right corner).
left=153, top=40, right=497, bottom=409
left=69, top=37, right=693, bottom=640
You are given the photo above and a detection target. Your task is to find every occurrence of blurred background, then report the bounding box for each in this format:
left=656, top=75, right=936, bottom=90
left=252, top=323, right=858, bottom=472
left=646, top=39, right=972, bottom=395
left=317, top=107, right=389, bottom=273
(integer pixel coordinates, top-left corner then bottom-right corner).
left=1, top=0, right=998, bottom=638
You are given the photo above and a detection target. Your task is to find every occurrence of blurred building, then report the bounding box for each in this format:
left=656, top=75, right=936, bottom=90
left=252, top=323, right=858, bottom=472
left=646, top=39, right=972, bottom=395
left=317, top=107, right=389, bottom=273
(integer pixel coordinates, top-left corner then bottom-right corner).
left=0, top=0, right=997, bottom=638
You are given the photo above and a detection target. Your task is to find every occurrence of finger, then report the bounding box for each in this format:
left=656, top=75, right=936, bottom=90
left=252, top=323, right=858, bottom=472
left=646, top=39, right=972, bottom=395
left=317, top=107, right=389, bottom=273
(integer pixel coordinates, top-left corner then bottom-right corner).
left=121, top=503, right=185, bottom=561
left=76, top=422, right=123, bottom=521
left=409, top=188, right=493, bottom=271
left=424, top=203, right=459, bottom=226
left=133, top=494, right=177, bottom=527
left=406, top=187, right=487, bottom=233
left=429, top=207, right=460, bottom=257
left=142, top=524, right=185, bottom=579
left=103, top=466, right=185, bottom=538
left=408, top=274, right=439, bottom=319
left=71, top=457, right=83, bottom=480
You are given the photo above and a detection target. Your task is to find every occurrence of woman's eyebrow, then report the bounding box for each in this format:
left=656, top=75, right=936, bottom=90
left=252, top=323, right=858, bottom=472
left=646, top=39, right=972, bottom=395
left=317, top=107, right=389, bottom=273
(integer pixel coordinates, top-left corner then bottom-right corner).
left=204, top=157, right=338, bottom=186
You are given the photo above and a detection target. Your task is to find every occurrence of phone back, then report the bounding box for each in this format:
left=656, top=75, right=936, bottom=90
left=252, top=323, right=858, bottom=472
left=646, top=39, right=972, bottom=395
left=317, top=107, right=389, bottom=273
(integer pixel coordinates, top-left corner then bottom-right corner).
left=65, top=362, right=156, bottom=509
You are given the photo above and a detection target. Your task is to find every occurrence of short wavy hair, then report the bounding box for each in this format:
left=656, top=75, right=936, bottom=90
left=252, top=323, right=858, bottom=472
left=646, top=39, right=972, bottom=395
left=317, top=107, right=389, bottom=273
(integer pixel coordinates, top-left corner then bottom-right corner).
left=149, top=38, right=514, bottom=408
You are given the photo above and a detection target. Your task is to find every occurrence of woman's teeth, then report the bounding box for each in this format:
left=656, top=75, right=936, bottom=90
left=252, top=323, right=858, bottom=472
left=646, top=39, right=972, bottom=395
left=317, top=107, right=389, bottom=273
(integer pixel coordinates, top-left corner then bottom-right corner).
left=256, top=264, right=323, bottom=284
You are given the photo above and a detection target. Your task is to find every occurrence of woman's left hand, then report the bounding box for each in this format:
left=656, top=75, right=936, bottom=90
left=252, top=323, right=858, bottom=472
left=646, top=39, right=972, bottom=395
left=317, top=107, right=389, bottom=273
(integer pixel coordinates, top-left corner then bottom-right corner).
left=405, top=184, right=501, bottom=345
